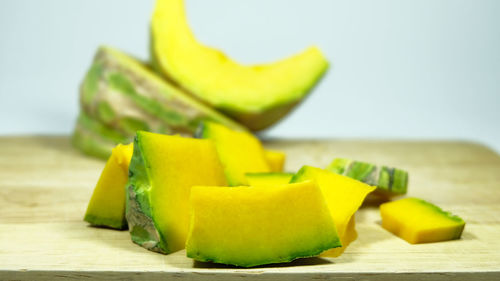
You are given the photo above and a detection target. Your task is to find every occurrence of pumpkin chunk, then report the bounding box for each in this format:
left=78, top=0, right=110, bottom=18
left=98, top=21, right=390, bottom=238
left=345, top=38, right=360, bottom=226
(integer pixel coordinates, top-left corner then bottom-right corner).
left=126, top=131, right=227, bottom=253
left=186, top=181, right=341, bottom=267
left=84, top=143, right=133, bottom=229
left=380, top=197, right=465, bottom=244
left=151, top=0, right=328, bottom=130
left=196, top=121, right=270, bottom=185
left=326, top=158, right=408, bottom=198
left=290, top=166, right=375, bottom=257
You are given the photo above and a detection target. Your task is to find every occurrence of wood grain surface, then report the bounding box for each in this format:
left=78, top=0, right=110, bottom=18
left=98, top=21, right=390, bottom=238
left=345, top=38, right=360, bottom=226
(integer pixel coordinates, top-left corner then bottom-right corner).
left=0, top=136, right=499, bottom=280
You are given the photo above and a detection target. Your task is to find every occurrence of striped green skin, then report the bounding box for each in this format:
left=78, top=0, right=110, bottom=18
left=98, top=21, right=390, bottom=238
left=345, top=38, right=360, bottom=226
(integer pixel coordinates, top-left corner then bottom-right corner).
left=72, top=112, right=131, bottom=159
left=74, top=46, right=246, bottom=159
left=125, top=133, right=167, bottom=254
left=326, top=158, right=408, bottom=197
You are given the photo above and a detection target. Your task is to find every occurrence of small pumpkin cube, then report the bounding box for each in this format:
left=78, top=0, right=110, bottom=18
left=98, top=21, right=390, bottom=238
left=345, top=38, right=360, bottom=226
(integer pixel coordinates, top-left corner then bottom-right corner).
left=264, top=150, right=286, bottom=172
left=380, top=197, right=465, bottom=244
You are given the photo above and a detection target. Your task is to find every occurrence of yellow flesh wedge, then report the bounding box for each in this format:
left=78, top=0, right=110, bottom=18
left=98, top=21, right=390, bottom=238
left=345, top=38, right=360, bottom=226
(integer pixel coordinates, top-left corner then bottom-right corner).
left=186, top=181, right=341, bottom=267
left=151, top=0, right=329, bottom=127
left=199, top=122, right=270, bottom=185
left=84, top=143, right=133, bottom=229
left=291, top=166, right=376, bottom=257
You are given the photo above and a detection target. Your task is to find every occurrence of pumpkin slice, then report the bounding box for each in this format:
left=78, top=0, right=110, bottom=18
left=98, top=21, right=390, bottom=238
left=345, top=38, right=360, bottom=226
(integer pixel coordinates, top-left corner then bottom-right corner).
left=82, top=46, right=245, bottom=137
left=126, top=131, right=227, bottom=254
left=73, top=45, right=246, bottom=159
left=380, top=197, right=465, bottom=244
left=84, top=143, right=133, bottom=229
left=327, top=158, right=408, bottom=198
left=186, top=181, right=341, bottom=267
left=151, top=0, right=329, bottom=130
left=196, top=121, right=270, bottom=186
left=290, top=166, right=376, bottom=257
left=264, top=150, right=286, bottom=172
left=245, top=172, right=293, bottom=187
left=72, top=112, right=130, bottom=159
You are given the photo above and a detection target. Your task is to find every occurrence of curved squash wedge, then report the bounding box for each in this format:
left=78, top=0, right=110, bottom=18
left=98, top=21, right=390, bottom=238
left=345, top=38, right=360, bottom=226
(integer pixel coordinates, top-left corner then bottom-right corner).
left=151, top=0, right=329, bottom=130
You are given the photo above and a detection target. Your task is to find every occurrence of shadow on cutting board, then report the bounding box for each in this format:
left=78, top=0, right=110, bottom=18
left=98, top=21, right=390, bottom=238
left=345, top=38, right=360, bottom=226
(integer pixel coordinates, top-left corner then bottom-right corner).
left=361, top=194, right=390, bottom=207
left=192, top=256, right=333, bottom=269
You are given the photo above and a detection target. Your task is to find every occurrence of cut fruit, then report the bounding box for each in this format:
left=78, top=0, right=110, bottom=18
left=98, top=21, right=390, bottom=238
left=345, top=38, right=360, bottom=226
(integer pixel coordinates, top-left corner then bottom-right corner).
left=72, top=112, right=131, bottom=159
left=380, top=197, right=465, bottom=244
left=126, top=131, right=227, bottom=254
left=326, top=158, right=408, bottom=198
left=74, top=45, right=246, bottom=159
left=151, top=0, right=329, bottom=130
left=186, top=181, right=341, bottom=267
left=264, top=150, right=286, bottom=172
left=84, top=143, right=134, bottom=229
left=290, top=166, right=376, bottom=257
left=245, top=172, right=293, bottom=187
left=196, top=121, right=270, bottom=186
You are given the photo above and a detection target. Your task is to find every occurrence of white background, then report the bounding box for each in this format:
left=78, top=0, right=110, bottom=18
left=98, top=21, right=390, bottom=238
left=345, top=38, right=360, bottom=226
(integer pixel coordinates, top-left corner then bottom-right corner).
left=0, top=0, right=499, bottom=152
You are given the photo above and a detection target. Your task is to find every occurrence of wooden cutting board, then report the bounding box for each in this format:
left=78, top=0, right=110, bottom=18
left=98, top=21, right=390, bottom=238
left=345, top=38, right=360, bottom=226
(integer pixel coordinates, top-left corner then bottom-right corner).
left=0, top=136, right=499, bottom=280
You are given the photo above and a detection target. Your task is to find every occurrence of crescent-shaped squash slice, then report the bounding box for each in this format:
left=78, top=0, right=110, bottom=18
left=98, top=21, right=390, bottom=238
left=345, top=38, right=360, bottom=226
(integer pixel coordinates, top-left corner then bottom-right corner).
left=151, top=0, right=329, bottom=130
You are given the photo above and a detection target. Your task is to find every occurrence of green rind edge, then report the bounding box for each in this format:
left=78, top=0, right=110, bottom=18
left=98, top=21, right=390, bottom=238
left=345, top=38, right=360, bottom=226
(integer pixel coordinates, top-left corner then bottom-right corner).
left=406, top=197, right=466, bottom=224
left=187, top=237, right=340, bottom=268
left=125, top=132, right=170, bottom=254
left=289, top=165, right=312, bottom=184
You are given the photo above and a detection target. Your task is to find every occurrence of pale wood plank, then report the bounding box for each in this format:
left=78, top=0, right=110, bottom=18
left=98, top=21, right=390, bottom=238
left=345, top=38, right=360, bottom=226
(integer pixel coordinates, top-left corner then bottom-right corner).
left=0, top=136, right=499, bottom=280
